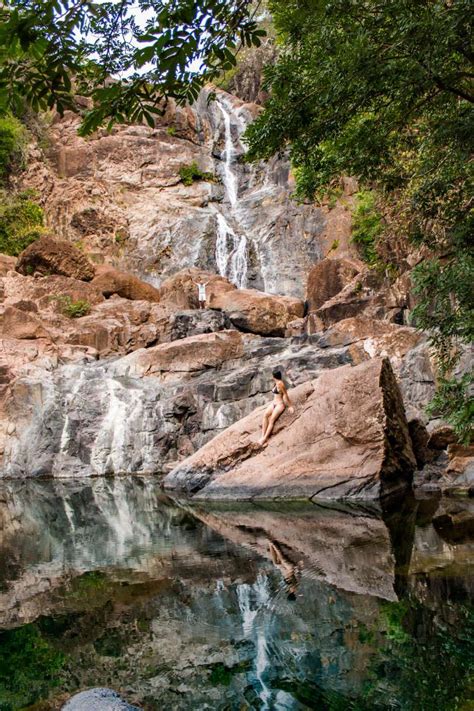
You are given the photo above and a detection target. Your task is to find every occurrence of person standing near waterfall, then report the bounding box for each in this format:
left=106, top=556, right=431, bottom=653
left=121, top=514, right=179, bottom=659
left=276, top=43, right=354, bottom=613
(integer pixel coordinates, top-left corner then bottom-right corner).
left=258, top=369, right=294, bottom=446
left=196, top=280, right=209, bottom=309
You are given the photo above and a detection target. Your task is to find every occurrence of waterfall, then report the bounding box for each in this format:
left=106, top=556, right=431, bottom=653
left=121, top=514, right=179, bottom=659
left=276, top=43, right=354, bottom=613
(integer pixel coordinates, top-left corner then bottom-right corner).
left=213, top=97, right=249, bottom=289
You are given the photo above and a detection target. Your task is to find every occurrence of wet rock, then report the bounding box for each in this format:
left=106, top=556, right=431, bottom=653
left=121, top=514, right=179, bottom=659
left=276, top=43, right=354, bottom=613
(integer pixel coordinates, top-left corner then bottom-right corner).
left=165, top=357, right=416, bottom=501
left=62, top=687, right=141, bottom=710
left=306, top=257, right=362, bottom=312
left=92, top=265, right=161, bottom=302
left=16, top=237, right=96, bottom=281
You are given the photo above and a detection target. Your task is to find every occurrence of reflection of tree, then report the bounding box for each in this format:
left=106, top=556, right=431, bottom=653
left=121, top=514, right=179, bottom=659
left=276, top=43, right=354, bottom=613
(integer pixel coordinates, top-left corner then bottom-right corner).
left=359, top=598, right=474, bottom=711
left=0, top=624, right=66, bottom=710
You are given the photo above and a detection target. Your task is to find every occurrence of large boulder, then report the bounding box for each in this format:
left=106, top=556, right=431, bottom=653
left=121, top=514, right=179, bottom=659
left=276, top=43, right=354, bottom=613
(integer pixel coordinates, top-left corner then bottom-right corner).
left=16, top=237, right=96, bottom=281
left=306, top=257, right=362, bottom=312
left=159, top=268, right=304, bottom=337
left=165, top=357, right=416, bottom=501
left=0, top=254, right=16, bottom=276
left=210, top=287, right=304, bottom=337
left=159, top=268, right=235, bottom=310
left=92, top=265, right=161, bottom=302
left=114, top=330, right=244, bottom=379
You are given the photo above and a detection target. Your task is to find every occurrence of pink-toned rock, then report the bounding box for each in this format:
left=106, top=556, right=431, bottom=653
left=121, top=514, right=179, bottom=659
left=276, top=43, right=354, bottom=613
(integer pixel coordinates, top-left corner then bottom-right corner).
left=0, top=254, right=16, bottom=276
left=115, top=330, right=243, bottom=379
left=3, top=273, right=105, bottom=312
left=16, top=237, right=96, bottom=281
left=92, top=265, right=161, bottom=302
left=447, top=444, right=474, bottom=477
left=159, top=268, right=235, bottom=310
left=0, top=306, right=51, bottom=340
left=306, top=258, right=362, bottom=312
left=165, top=357, right=416, bottom=501
left=321, top=317, right=422, bottom=358
left=210, top=287, right=304, bottom=337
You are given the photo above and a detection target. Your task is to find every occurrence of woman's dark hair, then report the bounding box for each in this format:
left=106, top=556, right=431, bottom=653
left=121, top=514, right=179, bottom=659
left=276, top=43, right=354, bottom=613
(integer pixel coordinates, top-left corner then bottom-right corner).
left=272, top=369, right=282, bottom=380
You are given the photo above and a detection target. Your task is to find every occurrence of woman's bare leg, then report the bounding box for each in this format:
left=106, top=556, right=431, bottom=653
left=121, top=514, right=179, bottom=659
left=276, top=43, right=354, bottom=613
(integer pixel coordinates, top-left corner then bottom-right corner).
left=262, top=403, right=285, bottom=444
left=259, top=405, right=274, bottom=444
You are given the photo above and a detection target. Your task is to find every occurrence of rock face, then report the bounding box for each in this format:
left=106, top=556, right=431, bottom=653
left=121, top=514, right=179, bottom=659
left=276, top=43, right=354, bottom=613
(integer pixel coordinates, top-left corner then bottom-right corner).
left=92, top=265, right=161, bottom=302
left=306, top=257, right=362, bottom=311
left=16, top=236, right=95, bottom=281
left=15, top=88, right=346, bottom=298
left=164, top=358, right=416, bottom=501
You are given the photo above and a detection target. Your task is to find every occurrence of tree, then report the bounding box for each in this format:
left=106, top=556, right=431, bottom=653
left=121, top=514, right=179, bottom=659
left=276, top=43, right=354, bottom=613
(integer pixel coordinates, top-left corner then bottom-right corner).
left=244, top=0, right=473, bottom=441
left=0, top=0, right=265, bottom=133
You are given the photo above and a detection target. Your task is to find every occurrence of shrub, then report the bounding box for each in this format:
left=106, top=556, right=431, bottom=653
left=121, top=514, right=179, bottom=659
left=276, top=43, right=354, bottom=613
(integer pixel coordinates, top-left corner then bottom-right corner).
left=0, top=190, right=44, bottom=256
left=53, top=295, right=91, bottom=318
left=0, top=115, right=28, bottom=182
left=351, top=190, right=383, bottom=266
left=179, top=161, right=214, bottom=186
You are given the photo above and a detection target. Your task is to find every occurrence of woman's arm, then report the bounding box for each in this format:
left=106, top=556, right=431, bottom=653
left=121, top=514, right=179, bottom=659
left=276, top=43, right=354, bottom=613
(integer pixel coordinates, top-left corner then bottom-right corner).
left=281, top=384, right=294, bottom=413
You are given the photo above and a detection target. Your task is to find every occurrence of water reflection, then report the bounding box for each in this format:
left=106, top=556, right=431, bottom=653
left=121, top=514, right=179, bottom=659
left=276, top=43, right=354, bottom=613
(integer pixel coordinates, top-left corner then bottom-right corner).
left=0, top=478, right=472, bottom=710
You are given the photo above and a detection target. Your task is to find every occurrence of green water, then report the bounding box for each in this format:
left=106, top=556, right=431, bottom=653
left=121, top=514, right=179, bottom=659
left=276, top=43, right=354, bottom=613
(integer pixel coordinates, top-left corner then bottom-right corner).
left=0, top=477, right=472, bottom=710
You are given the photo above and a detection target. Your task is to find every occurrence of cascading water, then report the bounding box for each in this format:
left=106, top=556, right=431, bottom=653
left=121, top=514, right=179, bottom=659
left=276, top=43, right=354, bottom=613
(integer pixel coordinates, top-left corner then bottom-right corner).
left=213, top=98, right=249, bottom=289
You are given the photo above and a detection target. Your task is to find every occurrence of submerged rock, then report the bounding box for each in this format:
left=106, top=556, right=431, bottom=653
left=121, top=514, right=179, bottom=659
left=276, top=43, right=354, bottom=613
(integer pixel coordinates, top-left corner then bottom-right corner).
left=164, top=357, right=416, bottom=501
left=62, top=688, right=141, bottom=710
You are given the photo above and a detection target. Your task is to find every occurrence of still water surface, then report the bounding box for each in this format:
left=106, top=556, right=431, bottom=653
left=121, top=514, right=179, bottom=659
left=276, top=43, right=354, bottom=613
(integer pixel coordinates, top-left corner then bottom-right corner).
left=0, top=477, right=473, bottom=710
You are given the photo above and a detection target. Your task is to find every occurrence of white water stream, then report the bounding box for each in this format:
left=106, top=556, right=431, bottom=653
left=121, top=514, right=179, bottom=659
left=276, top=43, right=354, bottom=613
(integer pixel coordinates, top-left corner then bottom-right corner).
left=214, top=98, right=249, bottom=289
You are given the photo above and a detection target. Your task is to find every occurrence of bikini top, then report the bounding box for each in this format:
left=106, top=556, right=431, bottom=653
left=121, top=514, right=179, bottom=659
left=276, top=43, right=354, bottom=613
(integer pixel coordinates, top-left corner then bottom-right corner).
left=272, top=385, right=280, bottom=395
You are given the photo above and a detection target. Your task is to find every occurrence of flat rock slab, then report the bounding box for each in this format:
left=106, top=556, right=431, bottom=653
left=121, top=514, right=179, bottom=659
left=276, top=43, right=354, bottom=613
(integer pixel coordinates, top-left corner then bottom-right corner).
left=164, top=357, right=416, bottom=501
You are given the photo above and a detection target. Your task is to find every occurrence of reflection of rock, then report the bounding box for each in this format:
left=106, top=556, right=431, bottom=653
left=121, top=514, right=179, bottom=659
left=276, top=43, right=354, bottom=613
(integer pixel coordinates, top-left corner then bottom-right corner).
left=433, top=504, right=474, bottom=544
left=16, top=237, right=95, bottom=281
left=165, top=357, right=416, bottom=501
left=187, top=502, right=398, bottom=600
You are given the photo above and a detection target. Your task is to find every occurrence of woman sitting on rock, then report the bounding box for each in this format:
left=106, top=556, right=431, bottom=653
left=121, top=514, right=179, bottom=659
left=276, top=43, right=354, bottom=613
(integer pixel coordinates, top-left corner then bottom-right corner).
left=258, top=369, right=294, bottom=446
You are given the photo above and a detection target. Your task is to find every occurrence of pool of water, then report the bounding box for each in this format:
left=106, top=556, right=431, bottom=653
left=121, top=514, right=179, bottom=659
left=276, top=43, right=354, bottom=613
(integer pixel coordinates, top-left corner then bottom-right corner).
left=0, top=477, right=473, bottom=710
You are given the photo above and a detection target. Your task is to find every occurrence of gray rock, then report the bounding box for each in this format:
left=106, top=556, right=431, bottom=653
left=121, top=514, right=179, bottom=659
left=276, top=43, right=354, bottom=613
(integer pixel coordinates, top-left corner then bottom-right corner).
left=62, top=688, right=141, bottom=710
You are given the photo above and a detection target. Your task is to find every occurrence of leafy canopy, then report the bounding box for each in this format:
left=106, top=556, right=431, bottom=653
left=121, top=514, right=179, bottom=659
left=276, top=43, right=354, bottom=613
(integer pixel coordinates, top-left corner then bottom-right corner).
left=0, top=0, right=265, bottom=133
left=244, top=0, right=473, bottom=441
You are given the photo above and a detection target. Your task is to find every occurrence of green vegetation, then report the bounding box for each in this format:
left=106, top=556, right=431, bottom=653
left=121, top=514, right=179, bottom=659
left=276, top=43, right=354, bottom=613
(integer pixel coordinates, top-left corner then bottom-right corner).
left=0, top=190, right=44, bottom=256
left=0, top=1, right=265, bottom=134
left=0, top=624, right=66, bottom=710
left=351, top=191, right=383, bottom=267
left=166, top=126, right=176, bottom=136
left=0, top=115, right=27, bottom=182
left=179, top=162, right=214, bottom=186
left=53, top=295, right=91, bottom=319
left=244, top=0, right=473, bottom=441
